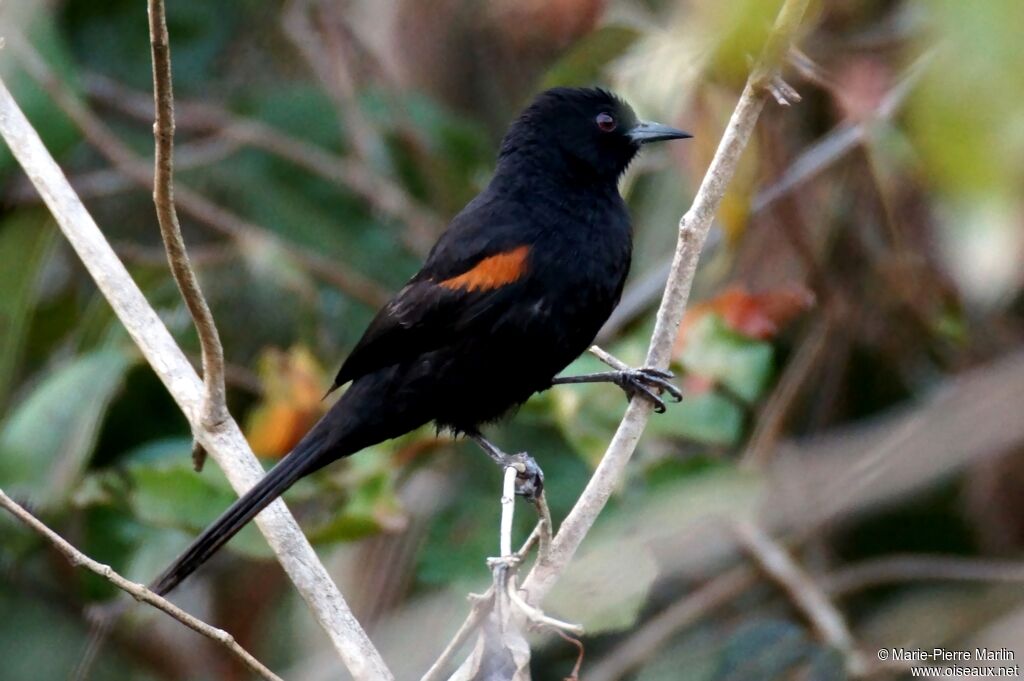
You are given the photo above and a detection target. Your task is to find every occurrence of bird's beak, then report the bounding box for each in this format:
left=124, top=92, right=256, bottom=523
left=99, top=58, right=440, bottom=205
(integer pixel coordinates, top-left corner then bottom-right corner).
left=628, top=120, right=692, bottom=144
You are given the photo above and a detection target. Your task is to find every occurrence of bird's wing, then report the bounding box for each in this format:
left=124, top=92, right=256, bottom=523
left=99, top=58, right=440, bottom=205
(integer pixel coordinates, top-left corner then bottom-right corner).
left=328, top=239, right=532, bottom=392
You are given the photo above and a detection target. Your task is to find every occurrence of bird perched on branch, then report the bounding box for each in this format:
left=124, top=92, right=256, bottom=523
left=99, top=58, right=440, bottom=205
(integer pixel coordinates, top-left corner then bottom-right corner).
left=152, top=87, right=690, bottom=596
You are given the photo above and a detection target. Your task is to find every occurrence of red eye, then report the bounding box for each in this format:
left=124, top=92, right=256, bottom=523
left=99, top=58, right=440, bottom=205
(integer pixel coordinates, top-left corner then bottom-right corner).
left=596, top=112, right=617, bottom=132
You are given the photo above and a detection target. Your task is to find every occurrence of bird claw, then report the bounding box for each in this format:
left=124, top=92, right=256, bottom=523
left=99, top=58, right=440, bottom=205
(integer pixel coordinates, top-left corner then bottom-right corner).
left=507, top=452, right=544, bottom=501
left=614, top=367, right=683, bottom=414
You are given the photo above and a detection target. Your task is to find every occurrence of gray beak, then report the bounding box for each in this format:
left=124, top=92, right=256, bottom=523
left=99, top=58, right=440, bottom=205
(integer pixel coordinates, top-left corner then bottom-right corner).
left=628, top=120, right=692, bottom=144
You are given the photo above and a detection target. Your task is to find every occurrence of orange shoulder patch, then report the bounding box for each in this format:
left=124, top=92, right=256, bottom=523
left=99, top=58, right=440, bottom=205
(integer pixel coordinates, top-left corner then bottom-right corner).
left=438, top=245, right=530, bottom=293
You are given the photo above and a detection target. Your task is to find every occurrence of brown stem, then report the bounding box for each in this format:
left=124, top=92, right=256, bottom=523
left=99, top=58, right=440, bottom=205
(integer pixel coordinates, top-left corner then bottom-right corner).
left=7, top=33, right=390, bottom=308
left=147, top=0, right=227, bottom=469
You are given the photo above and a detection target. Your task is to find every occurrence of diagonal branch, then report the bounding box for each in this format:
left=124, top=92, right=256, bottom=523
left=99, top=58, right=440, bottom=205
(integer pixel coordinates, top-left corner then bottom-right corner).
left=0, top=75, right=393, bottom=681
left=81, top=72, right=441, bottom=256
left=147, top=0, right=226, bottom=471
left=7, top=33, right=390, bottom=308
left=0, top=489, right=284, bottom=681
left=734, top=521, right=867, bottom=676
left=519, top=0, right=813, bottom=607
left=423, top=3, right=813, bottom=676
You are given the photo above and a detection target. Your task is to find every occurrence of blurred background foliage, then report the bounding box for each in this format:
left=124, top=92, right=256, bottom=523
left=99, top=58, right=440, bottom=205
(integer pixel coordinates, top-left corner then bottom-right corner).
left=1, top=0, right=1023, bottom=679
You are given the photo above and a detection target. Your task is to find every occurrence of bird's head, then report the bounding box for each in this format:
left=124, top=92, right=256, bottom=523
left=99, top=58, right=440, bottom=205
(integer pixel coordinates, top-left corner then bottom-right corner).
left=497, top=87, right=691, bottom=183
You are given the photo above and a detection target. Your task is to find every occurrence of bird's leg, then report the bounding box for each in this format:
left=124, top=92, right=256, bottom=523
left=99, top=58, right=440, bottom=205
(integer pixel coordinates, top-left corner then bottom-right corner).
left=551, top=367, right=683, bottom=413
left=471, top=433, right=544, bottom=501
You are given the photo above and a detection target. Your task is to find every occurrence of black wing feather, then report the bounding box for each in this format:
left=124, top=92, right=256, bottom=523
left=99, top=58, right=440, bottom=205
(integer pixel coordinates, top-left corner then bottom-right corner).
left=329, top=194, right=533, bottom=392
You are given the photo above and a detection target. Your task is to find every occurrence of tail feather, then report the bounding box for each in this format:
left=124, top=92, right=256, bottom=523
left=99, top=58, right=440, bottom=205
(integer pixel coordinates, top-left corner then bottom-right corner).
left=150, top=425, right=333, bottom=596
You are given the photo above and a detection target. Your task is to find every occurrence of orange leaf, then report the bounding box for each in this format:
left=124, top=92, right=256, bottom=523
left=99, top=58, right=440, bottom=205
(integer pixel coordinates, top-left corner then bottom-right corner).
left=677, top=284, right=815, bottom=352
left=245, top=346, right=330, bottom=459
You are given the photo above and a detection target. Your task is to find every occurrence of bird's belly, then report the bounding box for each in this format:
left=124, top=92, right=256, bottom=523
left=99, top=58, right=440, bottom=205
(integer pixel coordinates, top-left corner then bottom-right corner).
left=421, top=282, right=619, bottom=431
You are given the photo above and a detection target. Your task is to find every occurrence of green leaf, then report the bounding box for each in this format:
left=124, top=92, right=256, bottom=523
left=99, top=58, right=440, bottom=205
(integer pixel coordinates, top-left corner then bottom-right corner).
left=114, top=439, right=270, bottom=559
left=646, top=390, right=744, bottom=446
left=679, top=314, right=774, bottom=403
left=0, top=348, right=133, bottom=510
left=306, top=466, right=406, bottom=544
left=0, top=211, right=58, bottom=409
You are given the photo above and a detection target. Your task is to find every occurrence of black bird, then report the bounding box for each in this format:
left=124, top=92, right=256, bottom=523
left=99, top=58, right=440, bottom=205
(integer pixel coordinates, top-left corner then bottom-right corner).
left=151, top=87, right=690, bottom=596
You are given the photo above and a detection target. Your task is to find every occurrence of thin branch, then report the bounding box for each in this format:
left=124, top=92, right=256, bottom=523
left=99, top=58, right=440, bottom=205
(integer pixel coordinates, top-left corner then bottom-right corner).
left=825, top=554, right=1024, bottom=596
left=5, top=137, right=241, bottom=204
left=750, top=51, right=930, bottom=214
left=519, top=0, right=813, bottom=607
left=420, top=592, right=494, bottom=681
left=586, top=550, right=1024, bottom=681
left=8, top=34, right=390, bottom=307
left=587, top=566, right=757, bottom=681
left=499, top=466, right=517, bottom=558
left=504, top=578, right=584, bottom=637
left=534, top=492, right=553, bottom=566
left=742, top=315, right=831, bottom=467
left=83, top=72, right=440, bottom=256
left=0, top=75, right=392, bottom=680
left=588, top=345, right=630, bottom=371
left=147, top=0, right=227, bottom=472
left=598, top=50, right=928, bottom=340
left=734, top=521, right=866, bottom=676
left=0, top=489, right=283, bottom=681
left=314, top=1, right=379, bottom=163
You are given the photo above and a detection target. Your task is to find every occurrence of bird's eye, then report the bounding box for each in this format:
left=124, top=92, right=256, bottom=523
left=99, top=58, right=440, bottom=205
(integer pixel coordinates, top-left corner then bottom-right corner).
left=596, top=112, right=617, bottom=132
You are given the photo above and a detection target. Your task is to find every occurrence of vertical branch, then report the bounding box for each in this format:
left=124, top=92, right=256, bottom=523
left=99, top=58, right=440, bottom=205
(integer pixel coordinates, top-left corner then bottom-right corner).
left=499, top=466, right=517, bottom=557
left=147, top=0, right=226, bottom=469
left=519, top=0, right=812, bottom=606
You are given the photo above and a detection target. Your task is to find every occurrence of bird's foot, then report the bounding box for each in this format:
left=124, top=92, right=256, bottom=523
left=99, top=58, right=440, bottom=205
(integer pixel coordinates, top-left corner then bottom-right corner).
left=472, top=434, right=544, bottom=501
left=505, top=451, right=544, bottom=501
left=612, top=367, right=683, bottom=413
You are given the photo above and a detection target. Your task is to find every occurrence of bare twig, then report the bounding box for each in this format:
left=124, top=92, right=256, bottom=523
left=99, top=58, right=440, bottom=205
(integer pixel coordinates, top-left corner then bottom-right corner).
left=0, top=75, right=392, bottom=680
left=587, top=550, right=1024, bottom=681
left=505, top=579, right=584, bottom=637
left=499, top=466, right=517, bottom=558
left=742, top=316, right=832, bottom=467
left=8, top=34, right=390, bottom=307
left=734, top=521, right=866, bottom=676
left=420, top=592, right=495, bottom=681
left=147, top=0, right=227, bottom=472
left=825, top=554, right=1024, bottom=596
left=83, top=73, right=440, bottom=255
left=587, top=345, right=630, bottom=371
left=0, top=489, right=284, bottom=681
left=534, top=492, right=553, bottom=566
left=587, top=566, right=757, bottom=681
left=751, top=51, right=930, bottom=214
left=421, top=510, right=554, bottom=681
left=519, top=0, right=813, bottom=607
left=599, top=51, right=927, bottom=339
left=313, top=1, right=379, bottom=162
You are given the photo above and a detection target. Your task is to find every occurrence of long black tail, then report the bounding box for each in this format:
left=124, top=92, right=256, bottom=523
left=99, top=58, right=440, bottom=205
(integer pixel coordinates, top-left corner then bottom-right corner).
left=150, top=420, right=339, bottom=596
